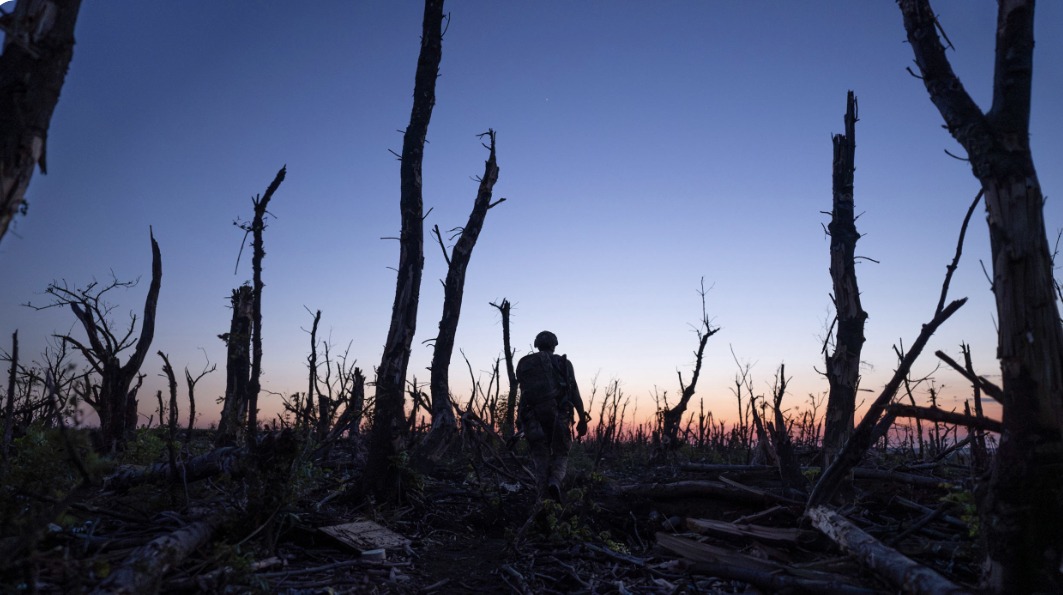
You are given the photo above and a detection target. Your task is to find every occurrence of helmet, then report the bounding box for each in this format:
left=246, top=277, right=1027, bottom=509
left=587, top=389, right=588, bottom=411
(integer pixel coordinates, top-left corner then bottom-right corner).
left=534, top=331, right=558, bottom=351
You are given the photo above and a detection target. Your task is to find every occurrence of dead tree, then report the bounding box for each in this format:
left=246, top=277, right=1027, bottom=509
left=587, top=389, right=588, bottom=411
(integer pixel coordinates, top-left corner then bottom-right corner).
left=215, top=285, right=253, bottom=445
left=416, top=131, right=501, bottom=470
left=659, top=279, right=719, bottom=450
left=491, top=299, right=519, bottom=437
left=960, top=343, right=988, bottom=470
left=158, top=351, right=179, bottom=480
left=807, top=194, right=977, bottom=507
left=898, top=2, right=1063, bottom=590
left=304, top=308, right=326, bottom=438
left=0, top=0, right=82, bottom=244
left=0, top=331, right=17, bottom=483
left=766, top=364, right=808, bottom=497
left=821, top=91, right=867, bottom=472
left=364, top=0, right=444, bottom=501
left=31, top=230, right=162, bottom=452
left=183, top=357, right=214, bottom=448
left=236, top=167, right=286, bottom=446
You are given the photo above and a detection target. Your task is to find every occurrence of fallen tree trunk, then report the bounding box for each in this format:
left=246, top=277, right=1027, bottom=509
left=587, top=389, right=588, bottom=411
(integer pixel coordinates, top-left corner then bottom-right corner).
left=620, top=480, right=794, bottom=505
left=853, top=468, right=951, bottom=488
left=886, top=404, right=1002, bottom=434
left=103, top=446, right=243, bottom=491
left=807, top=505, right=972, bottom=595
left=89, top=515, right=221, bottom=595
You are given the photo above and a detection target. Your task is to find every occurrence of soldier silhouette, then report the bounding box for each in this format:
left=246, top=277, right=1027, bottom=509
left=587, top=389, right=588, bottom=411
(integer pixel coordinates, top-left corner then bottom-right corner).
left=516, top=331, right=589, bottom=501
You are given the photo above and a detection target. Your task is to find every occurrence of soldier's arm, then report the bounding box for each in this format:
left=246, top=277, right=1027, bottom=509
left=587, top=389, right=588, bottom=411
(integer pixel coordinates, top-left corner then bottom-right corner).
left=566, top=360, right=587, bottom=417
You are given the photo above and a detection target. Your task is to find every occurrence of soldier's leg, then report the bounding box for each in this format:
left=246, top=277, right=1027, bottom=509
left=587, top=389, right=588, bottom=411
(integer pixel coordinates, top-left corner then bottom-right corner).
left=521, top=405, right=551, bottom=494
left=548, top=406, right=575, bottom=497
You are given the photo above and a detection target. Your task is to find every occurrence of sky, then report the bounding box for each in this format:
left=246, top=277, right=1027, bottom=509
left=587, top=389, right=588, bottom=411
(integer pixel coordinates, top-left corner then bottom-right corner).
left=1, top=1, right=1060, bottom=429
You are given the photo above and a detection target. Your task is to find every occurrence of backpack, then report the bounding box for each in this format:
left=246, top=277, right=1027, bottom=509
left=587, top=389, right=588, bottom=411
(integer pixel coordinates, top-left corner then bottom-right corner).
left=517, top=352, right=569, bottom=407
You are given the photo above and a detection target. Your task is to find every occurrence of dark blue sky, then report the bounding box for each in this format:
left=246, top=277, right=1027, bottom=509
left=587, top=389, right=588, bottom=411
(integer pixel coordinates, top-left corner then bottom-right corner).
left=2, top=1, right=1060, bottom=425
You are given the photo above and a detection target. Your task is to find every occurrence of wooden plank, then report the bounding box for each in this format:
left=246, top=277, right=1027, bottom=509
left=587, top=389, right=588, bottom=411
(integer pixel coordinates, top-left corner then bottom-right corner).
left=319, top=520, right=409, bottom=552
left=685, top=517, right=813, bottom=544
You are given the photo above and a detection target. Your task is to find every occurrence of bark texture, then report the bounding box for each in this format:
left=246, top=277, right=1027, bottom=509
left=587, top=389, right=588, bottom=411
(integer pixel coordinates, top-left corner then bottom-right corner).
left=822, top=91, right=867, bottom=471
left=245, top=167, right=286, bottom=446
left=807, top=506, right=971, bottom=595
left=416, top=131, right=500, bottom=469
left=89, top=515, right=221, bottom=595
left=364, top=0, right=444, bottom=501
left=898, top=2, right=1063, bottom=590
left=0, top=0, right=82, bottom=244
left=216, top=285, right=253, bottom=445
left=493, top=299, right=519, bottom=437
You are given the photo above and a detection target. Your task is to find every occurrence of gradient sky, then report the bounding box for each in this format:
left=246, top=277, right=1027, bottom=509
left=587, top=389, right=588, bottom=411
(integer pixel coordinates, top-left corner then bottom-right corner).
left=1, top=1, right=1060, bottom=428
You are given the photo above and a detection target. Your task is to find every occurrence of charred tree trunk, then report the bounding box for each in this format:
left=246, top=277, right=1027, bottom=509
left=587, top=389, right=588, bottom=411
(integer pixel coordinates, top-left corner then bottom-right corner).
left=216, top=285, right=253, bottom=445
left=0, top=330, right=17, bottom=482
left=492, top=299, right=519, bottom=437
left=808, top=187, right=977, bottom=508
left=767, top=365, right=808, bottom=496
left=0, top=0, right=82, bottom=244
left=305, top=309, right=326, bottom=439
left=158, top=352, right=179, bottom=481
left=66, top=231, right=162, bottom=452
left=898, top=2, right=1063, bottom=591
left=660, top=280, right=719, bottom=450
left=416, top=131, right=500, bottom=470
left=244, top=167, right=286, bottom=447
left=961, top=343, right=988, bottom=471
left=364, top=0, right=444, bottom=502
left=822, top=91, right=867, bottom=474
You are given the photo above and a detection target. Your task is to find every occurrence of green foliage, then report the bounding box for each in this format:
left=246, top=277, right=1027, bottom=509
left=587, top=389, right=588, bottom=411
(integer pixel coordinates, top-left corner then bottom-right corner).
left=120, top=427, right=168, bottom=465
left=802, top=467, right=821, bottom=483
left=942, top=487, right=979, bottom=537
left=389, top=450, right=424, bottom=493
left=0, top=425, right=108, bottom=533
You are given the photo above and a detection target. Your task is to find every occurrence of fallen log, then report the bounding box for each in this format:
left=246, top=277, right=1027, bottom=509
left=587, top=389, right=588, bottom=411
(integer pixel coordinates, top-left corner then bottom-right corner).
left=684, top=517, right=814, bottom=544
left=686, top=561, right=886, bottom=595
left=886, top=404, right=1002, bottom=434
left=853, top=468, right=952, bottom=487
left=890, top=496, right=968, bottom=530
left=90, top=515, right=222, bottom=595
left=806, top=506, right=972, bottom=595
left=619, top=480, right=789, bottom=505
left=657, top=533, right=880, bottom=595
left=103, top=446, right=244, bottom=491
left=679, top=463, right=775, bottom=474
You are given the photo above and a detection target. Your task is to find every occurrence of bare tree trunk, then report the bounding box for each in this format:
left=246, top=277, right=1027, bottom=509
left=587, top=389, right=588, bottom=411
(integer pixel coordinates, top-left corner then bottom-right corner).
left=158, top=352, right=179, bottom=481
left=0, top=0, right=82, bottom=245
left=244, top=167, right=286, bottom=447
left=961, top=343, right=988, bottom=471
left=216, top=285, right=253, bottom=445
left=183, top=361, right=213, bottom=448
left=491, top=299, right=519, bottom=437
left=660, top=280, right=718, bottom=450
left=0, top=331, right=17, bottom=483
left=767, top=365, right=808, bottom=496
left=416, top=131, right=501, bottom=470
left=364, top=0, right=444, bottom=502
left=822, top=91, right=867, bottom=474
left=898, top=2, right=1063, bottom=590
left=306, top=309, right=328, bottom=440
left=65, top=231, right=161, bottom=452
